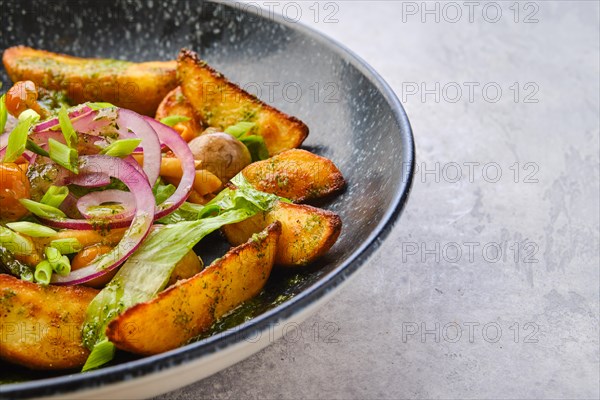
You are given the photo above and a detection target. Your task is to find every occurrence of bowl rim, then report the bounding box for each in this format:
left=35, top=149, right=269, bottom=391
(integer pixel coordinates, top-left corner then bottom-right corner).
left=2, top=2, right=415, bottom=397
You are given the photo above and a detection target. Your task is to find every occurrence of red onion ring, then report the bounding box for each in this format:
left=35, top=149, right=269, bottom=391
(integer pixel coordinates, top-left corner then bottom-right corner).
left=123, top=155, right=149, bottom=182
left=143, top=117, right=195, bottom=219
left=45, top=118, right=196, bottom=226
left=5, top=107, right=161, bottom=187
left=116, top=109, right=161, bottom=186
left=60, top=193, right=83, bottom=219
left=77, top=189, right=136, bottom=221
left=51, top=155, right=154, bottom=286
left=7, top=110, right=191, bottom=227
left=68, top=108, right=161, bottom=185
left=37, top=159, right=150, bottom=229
left=67, top=172, right=111, bottom=188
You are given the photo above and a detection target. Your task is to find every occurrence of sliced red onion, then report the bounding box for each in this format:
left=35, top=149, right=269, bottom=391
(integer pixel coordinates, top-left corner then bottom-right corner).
left=9, top=110, right=190, bottom=229
left=33, top=104, right=93, bottom=132
left=143, top=117, right=195, bottom=219
left=69, top=108, right=161, bottom=185
left=116, top=109, right=161, bottom=186
left=51, top=155, right=154, bottom=286
left=123, top=155, right=149, bottom=182
left=77, top=189, right=136, bottom=221
left=60, top=193, right=83, bottom=219
left=70, top=107, right=119, bottom=135
left=27, top=131, right=106, bottom=158
left=21, top=151, right=36, bottom=163
left=1, top=105, right=92, bottom=155
left=67, top=172, right=111, bottom=187
left=0, top=132, right=7, bottom=150
left=29, top=107, right=160, bottom=185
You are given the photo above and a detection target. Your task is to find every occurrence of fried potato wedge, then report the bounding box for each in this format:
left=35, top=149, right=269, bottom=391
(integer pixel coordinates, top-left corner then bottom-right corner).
left=0, top=274, right=98, bottom=369
left=178, top=49, right=308, bottom=155
left=155, top=86, right=204, bottom=141
left=106, top=222, right=281, bottom=355
left=2, top=46, right=177, bottom=116
left=242, top=149, right=345, bottom=203
left=222, top=202, right=341, bottom=267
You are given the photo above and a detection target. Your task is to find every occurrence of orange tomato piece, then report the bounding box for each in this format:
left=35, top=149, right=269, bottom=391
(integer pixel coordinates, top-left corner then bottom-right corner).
left=71, top=245, right=116, bottom=288
left=0, top=163, right=31, bottom=221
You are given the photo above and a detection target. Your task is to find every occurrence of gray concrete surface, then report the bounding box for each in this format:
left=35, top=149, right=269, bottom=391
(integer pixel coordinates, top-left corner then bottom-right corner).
left=157, top=1, right=600, bottom=399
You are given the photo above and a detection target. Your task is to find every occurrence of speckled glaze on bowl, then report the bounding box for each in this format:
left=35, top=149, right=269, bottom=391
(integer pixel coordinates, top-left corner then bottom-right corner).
left=0, top=0, right=414, bottom=398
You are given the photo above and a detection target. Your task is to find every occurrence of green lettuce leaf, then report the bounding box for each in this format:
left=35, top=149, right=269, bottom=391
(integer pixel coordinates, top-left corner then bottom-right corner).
left=152, top=178, right=176, bottom=205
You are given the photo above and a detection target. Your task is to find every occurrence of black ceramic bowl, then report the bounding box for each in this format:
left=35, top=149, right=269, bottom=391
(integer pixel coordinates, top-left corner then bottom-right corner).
left=0, top=0, right=414, bottom=398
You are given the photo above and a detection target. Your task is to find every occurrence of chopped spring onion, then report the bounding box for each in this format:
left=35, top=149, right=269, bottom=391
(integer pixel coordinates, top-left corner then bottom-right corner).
left=48, top=138, right=79, bottom=173
left=19, top=109, right=41, bottom=123
left=45, top=246, right=61, bottom=263
left=34, top=260, right=52, bottom=285
left=100, top=138, right=142, bottom=157
left=47, top=251, right=71, bottom=276
left=0, top=94, right=7, bottom=133
left=159, top=115, right=191, bottom=127
left=224, top=122, right=267, bottom=161
left=0, top=226, right=34, bottom=255
left=41, top=185, right=69, bottom=208
left=26, top=139, right=50, bottom=157
left=225, top=121, right=255, bottom=137
left=5, top=221, right=57, bottom=237
left=55, top=255, right=71, bottom=276
left=153, top=179, right=176, bottom=205
left=58, top=105, right=78, bottom=147
left=82, top=338, right=115, bottom=372
left=45, top=245, right=71, bottom=276
left=50, top=238, right=83, bottom=254
left=19, top=198, right=67, bottom=219
left=2, top=112, right=38, bottom=162
left=239, top=134, right=269, bottom=161
left=87, top=102, right=115, bottom=111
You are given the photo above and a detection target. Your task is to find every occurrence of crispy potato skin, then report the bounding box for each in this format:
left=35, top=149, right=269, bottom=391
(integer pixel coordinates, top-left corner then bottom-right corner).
left=242, top=149, right=346, bottom=203
left=0, top=274, right=98, bottom=369
left=2, top=46, right=177, bottom=116
left=155, top=86, right=204, bottom=138
left=222, top=202, right=341, bottom=267
left=177, top=49, right=308, bottom=155
left=106, top=222, right=281, bottom=355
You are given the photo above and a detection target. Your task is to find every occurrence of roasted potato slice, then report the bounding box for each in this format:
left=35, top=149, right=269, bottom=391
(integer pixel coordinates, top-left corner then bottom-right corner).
left=2, top=46, right=177, bottom=116
left=222, top=202, right=341, bottom=267
left=0, top=274, right=98, bottom=369
left=178, top=49, right=308, bottom=155
left=155, top=86, right=204, bottom=141
left=242, top=149, right=345, bottom=203
left=167, top=250, right=203, bottom=287
left=106, top=222, right=281, bottom=355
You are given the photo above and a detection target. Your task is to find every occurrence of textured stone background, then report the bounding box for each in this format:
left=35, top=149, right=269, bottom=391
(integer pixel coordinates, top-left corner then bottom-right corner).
left=157, top=1, right=599, bottom=399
